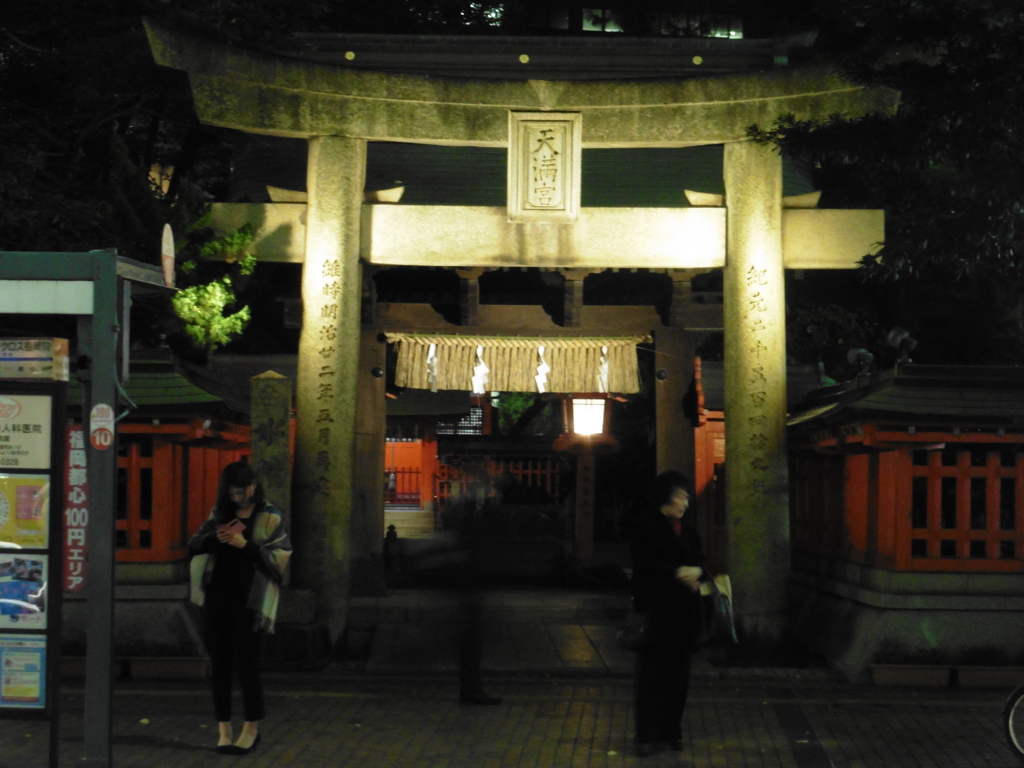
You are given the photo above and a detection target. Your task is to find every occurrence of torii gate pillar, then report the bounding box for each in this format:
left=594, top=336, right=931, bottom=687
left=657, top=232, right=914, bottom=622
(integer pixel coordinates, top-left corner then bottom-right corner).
left=723, top=141, right=790, bottom=639
left=292, top=136, right=366, bottom=641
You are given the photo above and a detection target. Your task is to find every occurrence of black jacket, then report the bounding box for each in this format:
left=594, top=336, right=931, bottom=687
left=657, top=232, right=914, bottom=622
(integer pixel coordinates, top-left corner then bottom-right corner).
left=629, top=505, right=706, bottom=645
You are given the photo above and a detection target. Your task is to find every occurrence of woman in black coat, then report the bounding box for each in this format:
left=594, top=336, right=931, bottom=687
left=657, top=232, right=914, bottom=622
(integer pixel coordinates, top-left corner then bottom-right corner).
left=188, top=462, right=292, bottom=755
left=629, top=470, right=707, bottom=757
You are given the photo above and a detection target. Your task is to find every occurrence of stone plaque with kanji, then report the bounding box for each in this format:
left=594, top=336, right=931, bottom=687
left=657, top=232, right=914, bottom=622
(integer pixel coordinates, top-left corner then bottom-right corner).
left=508, top=112, right=581, bottom=223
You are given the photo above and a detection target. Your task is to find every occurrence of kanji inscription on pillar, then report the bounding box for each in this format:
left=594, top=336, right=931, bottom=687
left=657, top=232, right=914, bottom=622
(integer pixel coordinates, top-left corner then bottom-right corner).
left=508, top=111, right=581, bottom=223
left=743, top=264, right=774, bottom=506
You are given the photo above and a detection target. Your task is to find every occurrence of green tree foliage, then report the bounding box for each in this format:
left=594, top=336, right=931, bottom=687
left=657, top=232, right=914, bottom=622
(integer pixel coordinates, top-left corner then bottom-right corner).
left=493, top=392, right=561, bottom=436
left=495, top=392, right=533, bottom=433
left=150, top=0, right=511, bottom=42
left=748, top=0, right=1024, bottom=365
left=750, top=0, right=1024, bottom=283
left=0, top=0, right=230, bottom=255
left=172, top=276, right=252, bottom=351
left=786, top=301, right=888, bottom=379
left=170, top=222, right=257, bottom=352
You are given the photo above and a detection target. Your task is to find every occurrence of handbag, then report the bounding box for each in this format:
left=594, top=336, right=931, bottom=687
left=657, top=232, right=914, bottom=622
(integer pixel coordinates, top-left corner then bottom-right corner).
left=696, top=574, right=739, bottom=646
left=615, top=608, right=652, bottom=651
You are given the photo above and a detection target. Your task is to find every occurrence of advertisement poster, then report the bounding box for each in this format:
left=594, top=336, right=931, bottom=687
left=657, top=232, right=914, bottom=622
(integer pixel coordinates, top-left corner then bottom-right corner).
left=0, top=338, right=69, bottom=382
left=63, top=426, right=87, bottom=592
left=0, top=395, right=52, bottom=470
left=0, top=554, right=47, bottom=629
left=0, top=634, right=46, bottom=709
left=0, top=475, right=49, bottom=550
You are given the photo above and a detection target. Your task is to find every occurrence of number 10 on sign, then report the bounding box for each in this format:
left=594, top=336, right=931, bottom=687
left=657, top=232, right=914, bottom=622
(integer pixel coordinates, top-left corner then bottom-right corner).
left=89, top=403, right=114, bottom=451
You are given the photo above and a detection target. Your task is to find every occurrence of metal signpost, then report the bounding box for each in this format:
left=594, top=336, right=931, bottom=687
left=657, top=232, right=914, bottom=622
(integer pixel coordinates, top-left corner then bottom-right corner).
left=0, top=250, right=169, bottom=767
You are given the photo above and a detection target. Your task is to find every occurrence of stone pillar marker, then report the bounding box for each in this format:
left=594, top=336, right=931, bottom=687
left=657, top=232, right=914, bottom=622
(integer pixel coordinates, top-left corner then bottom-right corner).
left=250, top=371, right=293, bottom=530
left=294, top=136, right=367, bottom=643
left=723, top=141, right=790, bottom=639
left=574, top=449, right=596, bottom=564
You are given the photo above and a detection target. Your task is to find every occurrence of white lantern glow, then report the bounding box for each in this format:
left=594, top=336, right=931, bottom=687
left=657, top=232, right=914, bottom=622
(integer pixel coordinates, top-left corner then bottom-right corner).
left=571, top=398, right=606, bottom=436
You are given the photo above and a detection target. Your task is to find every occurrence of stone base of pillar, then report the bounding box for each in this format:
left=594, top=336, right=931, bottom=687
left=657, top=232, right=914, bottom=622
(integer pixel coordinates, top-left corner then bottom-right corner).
left=259, top=588, right=336, bottom=668
left=275, top=588, right=316, bottom=623
left=734, top=612, right=790, bottom=645
left=350, top=554, right=388, bottom=597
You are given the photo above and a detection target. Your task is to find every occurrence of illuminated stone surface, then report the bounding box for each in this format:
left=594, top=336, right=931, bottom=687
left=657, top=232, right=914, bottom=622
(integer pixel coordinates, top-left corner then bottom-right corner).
left=294, top=136, right=365, bottom=637
left=723, top=141, right=789, bottom=638
left=362, top=206, right=726, bottom=268
left=146, top=21, right=898, bottom=147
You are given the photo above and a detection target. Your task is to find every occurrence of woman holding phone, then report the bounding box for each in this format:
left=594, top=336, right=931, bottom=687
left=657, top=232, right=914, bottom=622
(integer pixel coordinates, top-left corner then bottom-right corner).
left=188, top=461, right=292, bottom=755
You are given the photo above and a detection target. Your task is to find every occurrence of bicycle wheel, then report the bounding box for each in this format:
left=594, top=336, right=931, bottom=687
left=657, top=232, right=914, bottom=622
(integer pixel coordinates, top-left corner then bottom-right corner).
left=1003, top=685, right=1024, bottom=759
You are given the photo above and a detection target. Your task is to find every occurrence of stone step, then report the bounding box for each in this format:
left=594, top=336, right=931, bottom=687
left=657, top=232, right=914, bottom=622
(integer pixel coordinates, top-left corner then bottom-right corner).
left=388, top=523, right=436, bottom=537
left=384, top=509, right=436, bottom=537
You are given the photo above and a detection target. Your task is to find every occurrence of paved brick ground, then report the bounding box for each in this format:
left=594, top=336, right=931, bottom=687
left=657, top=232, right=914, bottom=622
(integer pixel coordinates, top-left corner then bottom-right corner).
left=0, top=675, right=1018, bottom=767
left=367, top=620, right=636, bottom=675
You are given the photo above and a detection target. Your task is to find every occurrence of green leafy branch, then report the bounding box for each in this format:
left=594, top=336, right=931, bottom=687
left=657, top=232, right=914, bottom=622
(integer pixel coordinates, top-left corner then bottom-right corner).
left=171, top=220, right=257, bottom=352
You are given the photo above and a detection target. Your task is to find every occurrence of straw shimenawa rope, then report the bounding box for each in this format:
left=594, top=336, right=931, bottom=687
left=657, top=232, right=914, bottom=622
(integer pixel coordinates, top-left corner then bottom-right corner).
left=385, top=333, right=651, bottom=393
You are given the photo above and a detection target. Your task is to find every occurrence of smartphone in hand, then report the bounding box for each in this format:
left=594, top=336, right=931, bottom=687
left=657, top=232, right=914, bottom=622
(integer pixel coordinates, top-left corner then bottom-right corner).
left=217, top=518, right=245, bottom=535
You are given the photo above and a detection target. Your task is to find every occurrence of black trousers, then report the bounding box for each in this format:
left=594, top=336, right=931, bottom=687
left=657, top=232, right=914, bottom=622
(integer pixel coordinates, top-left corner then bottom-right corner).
left=205, top=591, right=265, bottom=722
left=634, top=642, right=692, bottom=744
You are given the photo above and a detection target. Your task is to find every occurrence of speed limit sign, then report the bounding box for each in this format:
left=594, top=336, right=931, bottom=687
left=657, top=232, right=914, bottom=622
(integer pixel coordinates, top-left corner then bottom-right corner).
left=89, top=403, right=114, bottom=450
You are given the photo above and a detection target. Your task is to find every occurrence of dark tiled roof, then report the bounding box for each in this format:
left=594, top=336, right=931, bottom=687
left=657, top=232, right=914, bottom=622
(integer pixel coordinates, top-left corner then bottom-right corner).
left=118, top=371, right=221, bottom=407
left=183, top=355, right=299, bottom=415
left=387, top=389, right=472, bottom=417
left=788, top=365, right=1024, bottom=432
left=68, top=364, right=223, bottom=414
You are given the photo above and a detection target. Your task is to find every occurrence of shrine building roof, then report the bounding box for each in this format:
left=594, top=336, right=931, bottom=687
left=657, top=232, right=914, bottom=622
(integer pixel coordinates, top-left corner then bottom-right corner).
left=67, top=352, right=231, bottom=420
left=788, top=364, right=1024, bottom=436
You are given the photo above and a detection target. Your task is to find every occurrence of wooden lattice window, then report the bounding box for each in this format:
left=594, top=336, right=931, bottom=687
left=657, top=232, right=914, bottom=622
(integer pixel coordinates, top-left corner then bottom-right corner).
left=435, top=455, right=565, bottom=507
left=491, top=457, right=563, bottom=502
left=116, top=438, right=186, bottom=563
left=789, top=453, right=847, bottom=557
left=906, top=447, right=1023, bottom=570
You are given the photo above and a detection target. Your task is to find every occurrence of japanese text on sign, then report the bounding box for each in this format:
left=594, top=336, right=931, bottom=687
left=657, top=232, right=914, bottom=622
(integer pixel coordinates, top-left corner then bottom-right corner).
left=89, top=403, right=114, bottom=451
left=63, top=426, right=88, bottom=592
left=508, top=112, right=581, bottom=223
left=0, top=634, right=46, bottom=709
left=744, top=265, right=772, bottom=503
left=0, top=395, right=52, bottom=469
left=0, top=475, right=48, bottom=549
left=527, top=126, right=563, bottom=209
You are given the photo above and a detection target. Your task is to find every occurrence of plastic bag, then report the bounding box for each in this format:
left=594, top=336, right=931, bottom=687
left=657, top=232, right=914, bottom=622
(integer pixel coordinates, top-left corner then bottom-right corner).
left=696, top=574, right=738, bottom=646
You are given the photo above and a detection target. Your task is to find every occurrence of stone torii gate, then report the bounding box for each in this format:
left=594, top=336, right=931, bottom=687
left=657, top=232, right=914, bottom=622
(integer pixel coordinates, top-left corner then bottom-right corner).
left=147, top=22, right=897, bottom=643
